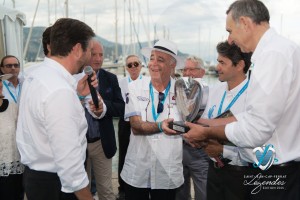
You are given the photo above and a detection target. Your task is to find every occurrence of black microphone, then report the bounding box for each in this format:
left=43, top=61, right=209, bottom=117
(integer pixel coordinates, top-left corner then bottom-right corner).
left=84, top=66, right=99, bottom=108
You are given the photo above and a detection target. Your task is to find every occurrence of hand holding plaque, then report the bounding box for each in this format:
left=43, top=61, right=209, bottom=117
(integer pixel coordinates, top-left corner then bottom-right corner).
left=169, top=77, right=209, bottom=133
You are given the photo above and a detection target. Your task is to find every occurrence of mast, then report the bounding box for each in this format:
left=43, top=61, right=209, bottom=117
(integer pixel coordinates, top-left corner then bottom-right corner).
left=23, top=0, right=40, bottom=60
left=65, top=0, right=68, bottom=18
left=115, top=0, right=118, bottom=62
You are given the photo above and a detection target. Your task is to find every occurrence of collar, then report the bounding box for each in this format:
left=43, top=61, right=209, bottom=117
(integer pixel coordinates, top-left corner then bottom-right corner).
left=251, top=28, right=276, bottom=65
left=226, top=78, right=249, bottom=95
left=44, top=57, right=77, bottom=89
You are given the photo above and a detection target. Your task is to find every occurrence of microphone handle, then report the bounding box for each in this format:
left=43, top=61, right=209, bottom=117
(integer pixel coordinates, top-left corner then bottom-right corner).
left=87, top=74, right=99, bottom=109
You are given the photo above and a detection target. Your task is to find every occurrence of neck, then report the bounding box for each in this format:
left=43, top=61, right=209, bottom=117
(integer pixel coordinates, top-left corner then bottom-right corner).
left=227, top=75, right=246, bottom=91
left=51, top=56, right=75, bottom=74
left=151, top=78, right=170, bottom=92
left=8, top=77, right=19, bottom=88
left=131, top=74, right=139, bottom=81
left=0, top=98, right=3, bottom=106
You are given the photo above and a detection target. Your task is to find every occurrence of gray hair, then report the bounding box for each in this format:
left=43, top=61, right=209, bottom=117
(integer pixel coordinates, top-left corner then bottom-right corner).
left=226, top=0, right=270, bottom=24
left=185, top=55, right=204, bottom=69
left=125, top=54, right=141, bottom=63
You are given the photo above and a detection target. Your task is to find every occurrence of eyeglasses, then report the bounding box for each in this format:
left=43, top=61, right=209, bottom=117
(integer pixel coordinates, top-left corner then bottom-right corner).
left=157, top=92, right=165, bottom=113
left=182, top=68, right=200, bottom=73
left=127, top=62, right=140, bottom=68
left=3, top=63, right=20, bottom=68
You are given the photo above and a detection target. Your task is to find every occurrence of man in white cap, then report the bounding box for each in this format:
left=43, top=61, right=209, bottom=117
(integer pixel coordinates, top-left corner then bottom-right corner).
left=120, top=39, right=183, bottom=200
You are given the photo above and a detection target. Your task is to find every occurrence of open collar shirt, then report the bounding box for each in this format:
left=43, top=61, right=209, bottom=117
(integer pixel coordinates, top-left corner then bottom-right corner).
left=16, top=57, right=89, bottom=193
left=202, top=78, right=249, bottom=166
left=121, top=77, right=184, bottom=189
left=225, top=28, right=300, bottom=164
left=2, top=79, right=21, bottom=104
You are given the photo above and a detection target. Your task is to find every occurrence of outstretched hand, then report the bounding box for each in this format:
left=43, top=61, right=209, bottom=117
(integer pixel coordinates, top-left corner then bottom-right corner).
left=183, top=121, right=209, bottom=147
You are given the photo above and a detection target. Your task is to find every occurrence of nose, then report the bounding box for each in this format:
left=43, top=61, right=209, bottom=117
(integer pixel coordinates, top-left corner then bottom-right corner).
left=227, top=36, right=234, bottom=45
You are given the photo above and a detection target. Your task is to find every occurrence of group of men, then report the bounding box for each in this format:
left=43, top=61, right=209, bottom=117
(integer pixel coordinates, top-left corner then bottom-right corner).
left=2, top=0, right=300, bottom=200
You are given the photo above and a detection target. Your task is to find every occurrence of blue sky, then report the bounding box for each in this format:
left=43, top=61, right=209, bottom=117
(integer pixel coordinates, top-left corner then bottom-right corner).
left=4, top=0, right=300, bottom=62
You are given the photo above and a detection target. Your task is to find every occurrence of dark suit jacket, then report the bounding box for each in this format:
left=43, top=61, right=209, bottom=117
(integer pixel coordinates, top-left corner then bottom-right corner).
left=86, top=69, right=125, bottom=159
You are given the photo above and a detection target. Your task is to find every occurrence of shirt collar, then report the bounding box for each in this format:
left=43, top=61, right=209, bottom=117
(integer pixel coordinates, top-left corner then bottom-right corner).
left=251, top=28, right=276, bottom=65
left=227, top=77, right=248, bottom=95
left=44, top=57, right=77, bottom=89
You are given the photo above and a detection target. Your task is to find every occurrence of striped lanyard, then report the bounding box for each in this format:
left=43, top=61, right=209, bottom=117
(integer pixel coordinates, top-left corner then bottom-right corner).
left=149, top=81, right=171, bottom=122
left=217, top=80, right=249, bottom=116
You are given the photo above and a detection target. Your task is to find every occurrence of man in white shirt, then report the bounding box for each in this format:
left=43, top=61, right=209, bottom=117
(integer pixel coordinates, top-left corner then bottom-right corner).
left=0, top=55, right=21, bottom=104
left=120, top=39, right=184, bottom=200
left=184, top=0, right=300, bottom=199
left=16, top=18, right=98, bottom=200
left=117, top=54, right=143, bottom=200
left=199, top=41, right=252, bottom=200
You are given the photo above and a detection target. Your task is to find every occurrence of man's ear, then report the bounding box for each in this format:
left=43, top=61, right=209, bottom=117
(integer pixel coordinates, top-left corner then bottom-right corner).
left=237, top=60, right=245, bottom=72
left=72, top=43, right=83, bottom=58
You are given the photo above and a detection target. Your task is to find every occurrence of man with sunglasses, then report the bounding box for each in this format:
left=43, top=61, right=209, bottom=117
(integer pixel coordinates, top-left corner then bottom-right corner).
left=117, top=55, right=144, bottom=200
left=120, top=39, right=184, bottom=200
left=0, top=55, right=21, bottom=104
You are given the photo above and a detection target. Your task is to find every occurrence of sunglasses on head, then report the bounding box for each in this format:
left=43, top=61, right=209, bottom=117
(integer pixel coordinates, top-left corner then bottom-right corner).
left=127, top=62, right=140, bottom=68
left=4, top=63, right=20, bottom=68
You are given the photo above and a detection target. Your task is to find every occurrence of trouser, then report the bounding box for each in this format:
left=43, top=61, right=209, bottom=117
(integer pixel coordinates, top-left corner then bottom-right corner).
left=245, top=161, right=300, bottom=200
left=124, top=182, right=177, bottom=200
left=118, top=118, right=131, bottom=192
left=0, top=173, right=24, bottom=200
left=207, top=161, right=249, bottom=200
left=86, top=140, right=115, bottom=200
left=23, top=166, right=77, bottom=200
left=176, top=142, right=209, bottom=200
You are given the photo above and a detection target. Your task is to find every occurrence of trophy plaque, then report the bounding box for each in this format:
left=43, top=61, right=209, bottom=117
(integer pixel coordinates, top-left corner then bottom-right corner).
left=169, top=77, right=209, bottom=133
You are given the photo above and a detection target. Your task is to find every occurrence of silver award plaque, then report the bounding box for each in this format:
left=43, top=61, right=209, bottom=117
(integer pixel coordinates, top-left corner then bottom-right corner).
left=169, top=77, right=209, bottom=133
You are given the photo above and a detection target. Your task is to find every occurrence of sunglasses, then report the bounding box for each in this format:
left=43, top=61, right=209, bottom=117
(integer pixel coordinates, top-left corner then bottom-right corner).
left=157, top=92, right=165, bottom=113
left=145, top=92, right=170, bottom=122
left=127, top=62, right=140, bottom=68
left=4, top=63, right=20, bottom=68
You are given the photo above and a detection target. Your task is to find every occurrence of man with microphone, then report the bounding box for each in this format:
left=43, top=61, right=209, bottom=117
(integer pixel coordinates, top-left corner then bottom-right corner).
left=84, top=39, right=124, bottom=200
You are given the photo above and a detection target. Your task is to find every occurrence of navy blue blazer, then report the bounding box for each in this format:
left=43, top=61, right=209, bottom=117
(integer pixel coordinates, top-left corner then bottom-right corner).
left=87, top=68, right=125, bottom=159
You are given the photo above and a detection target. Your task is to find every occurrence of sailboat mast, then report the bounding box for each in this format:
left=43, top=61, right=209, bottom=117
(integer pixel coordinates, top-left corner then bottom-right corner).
left=65, top=0, right=69, bottom=18
left=115, top=0, right=118, bottom=62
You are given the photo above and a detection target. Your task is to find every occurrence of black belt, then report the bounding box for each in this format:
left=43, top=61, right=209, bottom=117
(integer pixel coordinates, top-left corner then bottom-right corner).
left=210, top=160, right=248, bottom=171
left=86, top=137, right=100, bottom=143
left=248, top=161, right=298, bottom=169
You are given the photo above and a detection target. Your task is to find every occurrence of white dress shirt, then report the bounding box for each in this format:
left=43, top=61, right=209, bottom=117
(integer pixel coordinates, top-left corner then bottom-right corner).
left=16, top=57, right=89, bottom=193
left=202, top=78, right=249, bottom=166
left=121, top=77, right=184, bottom=189
left=225, top=28, right=300, bottom=164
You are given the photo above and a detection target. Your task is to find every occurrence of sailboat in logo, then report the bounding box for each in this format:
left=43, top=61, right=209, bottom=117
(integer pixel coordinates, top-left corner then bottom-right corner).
left=253, top=144, right=278, bottom=170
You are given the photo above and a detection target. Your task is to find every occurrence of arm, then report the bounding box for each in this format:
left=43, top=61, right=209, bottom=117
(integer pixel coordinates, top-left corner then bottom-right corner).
left=197, top=116, right=236, bottom=127
left=130, top=115, right=176, bottom=135
left=74, top=187, right=93, bottom=200
left=45, top=89, right=89, bottom=193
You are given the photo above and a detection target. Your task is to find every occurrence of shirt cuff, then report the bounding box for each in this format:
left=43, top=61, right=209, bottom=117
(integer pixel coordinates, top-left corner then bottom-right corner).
left=223, top=145, right=238, bottom=160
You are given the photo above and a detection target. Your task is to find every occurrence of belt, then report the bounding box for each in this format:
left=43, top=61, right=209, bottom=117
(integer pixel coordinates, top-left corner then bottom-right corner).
left=248, top=161, right=298, bottom=169
left=210, top=160, right=248, bottom=171
left=87, top=137, right=100, bottom=143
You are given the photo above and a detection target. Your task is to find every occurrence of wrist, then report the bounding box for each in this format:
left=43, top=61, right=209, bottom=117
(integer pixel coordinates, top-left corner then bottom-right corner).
left=77, top=93, right=86, bottom=101
left=157, top=121, right=163, bottom=132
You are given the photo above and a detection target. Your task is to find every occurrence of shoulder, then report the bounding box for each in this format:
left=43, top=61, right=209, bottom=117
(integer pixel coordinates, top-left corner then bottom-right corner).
left=99, top=69, right=117, bottom=79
